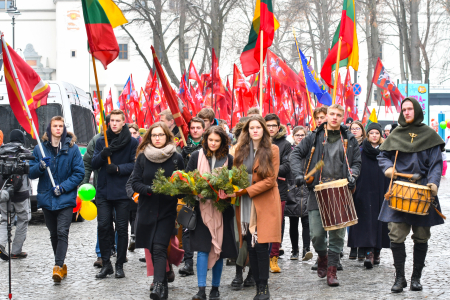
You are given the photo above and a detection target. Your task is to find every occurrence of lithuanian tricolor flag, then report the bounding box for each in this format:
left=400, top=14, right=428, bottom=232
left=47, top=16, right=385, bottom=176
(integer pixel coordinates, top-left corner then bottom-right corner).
left=82, top=0, right=128, bottom=69
left=365, top=108, right=378, bottom=130
left=320, top=0, right=357, bottom=88
left=240, top=0, right=279, bottom=77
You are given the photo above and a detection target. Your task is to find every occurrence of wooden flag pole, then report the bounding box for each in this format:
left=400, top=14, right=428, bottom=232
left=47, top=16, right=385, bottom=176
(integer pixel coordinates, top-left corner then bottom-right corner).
left=332, top=37, right=343, bottom=104
left=91, top=53, right=111, bottom=164
left=1, top=33, right=56, bottom=187
left=259, top=31, right=264, bottom=115
left=293, top=28, right=316, bottom=129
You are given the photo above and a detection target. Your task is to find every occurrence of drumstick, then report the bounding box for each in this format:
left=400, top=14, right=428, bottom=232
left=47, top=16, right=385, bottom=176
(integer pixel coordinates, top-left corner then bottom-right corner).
left=385, top=150, right=399, bottom=200
left=304, top=160, right=324, bottom=180
left=394, top=173, right=421, bottom=181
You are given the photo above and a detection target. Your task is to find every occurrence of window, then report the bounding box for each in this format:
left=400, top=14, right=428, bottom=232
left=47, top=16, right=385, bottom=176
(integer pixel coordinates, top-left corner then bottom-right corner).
left=119, top=44, right=128, bottom=59
left=0, top=1, right=12, bottom=10
left=71, top=50, right=76, bottom=58
left=70, top=105, right=96, bottom=145
left=184, top=43, right=189, bottom=60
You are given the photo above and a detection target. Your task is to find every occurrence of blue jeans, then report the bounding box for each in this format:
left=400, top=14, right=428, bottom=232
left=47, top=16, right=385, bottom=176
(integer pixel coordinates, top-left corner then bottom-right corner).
left=197, top=252, right=223, bottom=287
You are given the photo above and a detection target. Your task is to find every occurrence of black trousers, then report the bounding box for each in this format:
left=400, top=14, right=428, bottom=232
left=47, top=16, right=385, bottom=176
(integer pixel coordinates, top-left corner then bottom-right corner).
left=151, top=243, right=168, bottom=282
left=42, top=207, right=73, bottom=267
left=182, top=227, right=193, bottom=264
left=97, top=198, right=129, bottom=264
left=289, top=216, right=310, bottom=252
left=129, top=210, right=137, bottom=236
left=245, top=232, right=269, bottom=285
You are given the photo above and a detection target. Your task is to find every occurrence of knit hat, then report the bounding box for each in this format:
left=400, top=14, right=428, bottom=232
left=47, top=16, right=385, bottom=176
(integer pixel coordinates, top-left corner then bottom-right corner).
left=9, top=129, right=25, bottom=144
left=384, top=124, right=392, bottom=131
left=390, top=123, right=398, bottom=133
left=345, top=117, right=354, bottom=124
left=367, top=123, right=383, bottom=136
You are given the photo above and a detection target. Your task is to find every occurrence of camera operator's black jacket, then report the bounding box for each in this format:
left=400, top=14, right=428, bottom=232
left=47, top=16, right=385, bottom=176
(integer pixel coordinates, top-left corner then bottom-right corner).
left=0, top=142, right=31, bottom=202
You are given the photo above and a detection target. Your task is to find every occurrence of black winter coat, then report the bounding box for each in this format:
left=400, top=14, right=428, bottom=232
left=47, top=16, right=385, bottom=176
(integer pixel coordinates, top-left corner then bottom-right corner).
left=348, top=147, right=390, bottom=249
left=130, top=152, right=185, bottom=251
left=91, top=136, right=139, bottom=200
left=181, top=136, right=203, bottom=168
left=272, top=125, right=292, bottom=202
left=186, top=150, right=238, bottom=258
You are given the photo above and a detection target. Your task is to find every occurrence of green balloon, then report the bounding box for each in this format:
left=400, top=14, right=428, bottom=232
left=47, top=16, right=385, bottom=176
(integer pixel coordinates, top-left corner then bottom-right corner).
left=78, top=184, right=96, bottom=201
left=440, top=121, right=447, bottom=130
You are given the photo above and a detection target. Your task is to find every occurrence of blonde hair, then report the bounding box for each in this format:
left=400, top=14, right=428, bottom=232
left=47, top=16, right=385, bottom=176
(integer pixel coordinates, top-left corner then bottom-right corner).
left=110, top=109, right=125, bottom=121
left=327, top=104, right=345, bottom=114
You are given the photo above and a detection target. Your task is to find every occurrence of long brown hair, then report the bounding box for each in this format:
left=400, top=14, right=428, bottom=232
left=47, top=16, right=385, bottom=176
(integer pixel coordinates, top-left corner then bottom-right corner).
left=233, top=115, right=274, bottom=178
left=350, top=120, right=366, bottom=138
left=202, top=126, right=229, bottom=159
left=136, top=122, right=175, bottom=156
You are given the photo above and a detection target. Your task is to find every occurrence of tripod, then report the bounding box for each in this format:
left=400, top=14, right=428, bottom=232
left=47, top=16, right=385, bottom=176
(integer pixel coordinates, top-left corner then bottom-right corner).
left=1, top=176, right=14, bottom=299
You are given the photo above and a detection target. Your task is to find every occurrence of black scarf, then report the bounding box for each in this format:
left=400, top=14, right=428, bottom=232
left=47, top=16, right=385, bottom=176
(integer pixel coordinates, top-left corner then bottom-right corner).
left=362, top=139, right=380, bottom=161
left=380, top=97, right=444, bottom=153
left=106, top=124, right=131, bottom=153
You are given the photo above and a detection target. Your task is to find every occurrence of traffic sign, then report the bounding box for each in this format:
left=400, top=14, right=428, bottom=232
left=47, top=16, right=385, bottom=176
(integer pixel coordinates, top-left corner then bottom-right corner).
left=353, top=83, right=362, bottom=96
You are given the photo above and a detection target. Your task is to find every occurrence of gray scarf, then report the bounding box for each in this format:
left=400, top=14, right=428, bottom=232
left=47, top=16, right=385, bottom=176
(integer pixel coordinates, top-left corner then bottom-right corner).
left=143, top=144, right=176, bottom=163
left=240, top=140, right=255, bottom=235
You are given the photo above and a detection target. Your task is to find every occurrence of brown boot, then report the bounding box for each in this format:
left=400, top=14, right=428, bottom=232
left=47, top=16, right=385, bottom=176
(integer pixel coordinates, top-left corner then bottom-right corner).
left=317, top=255, right=328, bottom=278
left=364, top=252, right=374, bottom=269
left=62, top=264, right=67, bottom=279
left=52, top=266, right=63, bottom=283
left=326, top=266, right=339, bottom=286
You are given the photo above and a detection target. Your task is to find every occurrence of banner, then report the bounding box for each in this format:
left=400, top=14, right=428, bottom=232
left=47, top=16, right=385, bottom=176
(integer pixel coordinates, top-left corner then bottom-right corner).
left=398, top=83, right=429, bottom=126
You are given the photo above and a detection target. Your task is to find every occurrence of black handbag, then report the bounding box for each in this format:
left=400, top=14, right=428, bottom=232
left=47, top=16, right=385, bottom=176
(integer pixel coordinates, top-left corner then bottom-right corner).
left=177, top=205, right=197, bottom=230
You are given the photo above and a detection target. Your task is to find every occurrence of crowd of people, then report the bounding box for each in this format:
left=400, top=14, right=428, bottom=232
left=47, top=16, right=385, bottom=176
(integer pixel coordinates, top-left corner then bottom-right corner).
left=0, top=97, right=446, bottom=300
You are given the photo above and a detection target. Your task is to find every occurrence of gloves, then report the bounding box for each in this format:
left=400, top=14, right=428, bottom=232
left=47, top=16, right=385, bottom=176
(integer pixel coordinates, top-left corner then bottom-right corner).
left=384, top=167, right=397, bottom=179
left=52, top=185, right=65, bottom=197
left=101, top=147, right=113, bottom=160
left=295, top=176, right=305, bottom=187
left=427, top=183, right=438, bottom=197
left=347, top=175, right=356, bottom=190
left=39, top=156, right=51, bottom=171
left=106, top=163, right=119, bottom=175
left=147, top=186, right=152, bottom=196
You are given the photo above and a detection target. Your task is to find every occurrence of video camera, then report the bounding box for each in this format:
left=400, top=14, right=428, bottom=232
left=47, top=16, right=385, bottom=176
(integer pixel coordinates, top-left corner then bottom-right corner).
left=0, top=154, right=35, bottom=178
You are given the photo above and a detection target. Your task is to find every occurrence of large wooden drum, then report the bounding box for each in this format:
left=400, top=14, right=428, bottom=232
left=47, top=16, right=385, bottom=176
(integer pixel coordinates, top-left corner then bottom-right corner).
left=388, top=181, right=431, bottom=215
left=314, top=179, right=358, bottom=231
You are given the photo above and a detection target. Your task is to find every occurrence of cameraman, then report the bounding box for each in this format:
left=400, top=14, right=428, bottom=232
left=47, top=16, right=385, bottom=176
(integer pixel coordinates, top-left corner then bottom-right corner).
left=0, top=130, right=31, bottom=260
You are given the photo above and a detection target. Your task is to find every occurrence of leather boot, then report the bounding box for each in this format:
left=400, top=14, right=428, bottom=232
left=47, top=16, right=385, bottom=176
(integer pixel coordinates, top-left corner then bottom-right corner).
left=302, top=247, right=313, bottom=261
left=231, top=265, right=243, bottom=290
left=62, top=264, right=67, bottom=279
left=311, top=258, right=318, bottom=270
left=326, top=266, right=339, bottom=286
left=364, top=251, right=374, bottom=269
left=52, top=265, right=63, bottom=283
left=374, top=249, right=381, bottom=265
left=357, top=247, right=365, bottom=261
left=317, top=255, right=328, bottom=278
left=253, top=284, right=260, bottom=300
left=150, top=282, right=165, bottom=300
left=269, top=256, right=281, bottom=273
left=349, top=247, right=357, bottom=259
left=179, top=261, right=194, bottom=276
left=96, top=260, right=114, bottom=279
left=192, top=287, right=206, bottom=300
left=258, top=283, right=270, bottom=300
left=115, top=263, right=125, bottom=278
left=166, top=264, right=175, bottom=283
left=244, top=267, right=256, bottom=287
left=162, top=277, right=169, bottom=299
left=391, top=242, right=407, bottom=293
left=411, top=242, right=427, bottom=291
left=209, top=286, right=220, bottom=300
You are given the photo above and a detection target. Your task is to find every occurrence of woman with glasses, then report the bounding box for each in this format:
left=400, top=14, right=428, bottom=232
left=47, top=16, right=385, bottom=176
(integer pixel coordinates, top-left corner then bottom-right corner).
left=348, top=121, right=366, bottom=260
left=186, top=126, right=237, bottom=300
left=285, top=126, right=312, bottom=261
left=223, top=115, right=281, bottom=299
left=130, top=122, right=185, bottom=300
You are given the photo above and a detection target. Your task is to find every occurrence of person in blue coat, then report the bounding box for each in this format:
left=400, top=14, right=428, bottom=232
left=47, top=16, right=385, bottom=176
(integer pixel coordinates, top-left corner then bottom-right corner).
left=377, top=97, right=445, bottom=293
left=29, top=116, right=84, bottom=283
left=91, top=109, right=138, bottom=279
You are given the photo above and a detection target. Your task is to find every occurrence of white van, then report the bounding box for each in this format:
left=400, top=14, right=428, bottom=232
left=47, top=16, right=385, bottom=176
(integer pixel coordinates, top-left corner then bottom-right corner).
left=0, top=81, right=97, bottom=212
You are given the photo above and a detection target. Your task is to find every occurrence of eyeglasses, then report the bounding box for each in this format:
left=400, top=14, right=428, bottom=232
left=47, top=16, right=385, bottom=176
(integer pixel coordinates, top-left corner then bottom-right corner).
left=351, top=127, right=361, bottom=131
left=294, top=134, right=305, bottom=138
left=267, top=125, right=279, bottom=128
left=151, top=133, right=166, bottom=139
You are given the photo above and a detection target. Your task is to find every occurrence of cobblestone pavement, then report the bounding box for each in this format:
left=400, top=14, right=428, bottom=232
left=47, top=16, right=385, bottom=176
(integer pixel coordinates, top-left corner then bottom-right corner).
left=0, top=177, right=449, bottom=300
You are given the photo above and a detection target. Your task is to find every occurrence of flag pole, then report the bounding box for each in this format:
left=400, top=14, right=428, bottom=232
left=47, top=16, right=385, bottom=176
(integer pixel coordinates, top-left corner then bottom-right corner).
left=293, top=28, right=316, bottom=129
left=1, top=34, right=56, bottom=187
left=259, top=31, right=264, bottom=115
left=91, top=53, right=111, bottom=164
left=332, top=37, right=343, bottom=104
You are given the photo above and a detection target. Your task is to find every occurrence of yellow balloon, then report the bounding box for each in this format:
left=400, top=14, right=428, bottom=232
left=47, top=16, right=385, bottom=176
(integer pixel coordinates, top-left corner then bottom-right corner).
left=80, top=201, right=97, bottom=221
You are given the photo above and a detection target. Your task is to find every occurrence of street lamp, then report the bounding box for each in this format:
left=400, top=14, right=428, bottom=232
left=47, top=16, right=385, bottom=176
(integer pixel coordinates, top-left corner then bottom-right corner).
left=6, top=4, right=20, bottom=49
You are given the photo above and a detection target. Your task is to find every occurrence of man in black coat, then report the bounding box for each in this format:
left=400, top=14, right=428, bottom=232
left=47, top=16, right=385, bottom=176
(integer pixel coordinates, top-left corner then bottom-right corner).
left=265, top=114, right=292, bottom=273
left=290, top=104, right=361, bottom=287
left=92, top=109, right=139, bottom=279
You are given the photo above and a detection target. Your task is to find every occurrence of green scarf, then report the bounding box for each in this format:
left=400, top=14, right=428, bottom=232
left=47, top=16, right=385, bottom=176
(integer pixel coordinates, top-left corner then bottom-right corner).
left=380, top=97, right=445, bottom=153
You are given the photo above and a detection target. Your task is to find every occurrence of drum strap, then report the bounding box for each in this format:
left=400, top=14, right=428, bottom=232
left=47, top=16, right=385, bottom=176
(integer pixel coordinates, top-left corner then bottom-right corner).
left=319, top=129, right=352, bottom=183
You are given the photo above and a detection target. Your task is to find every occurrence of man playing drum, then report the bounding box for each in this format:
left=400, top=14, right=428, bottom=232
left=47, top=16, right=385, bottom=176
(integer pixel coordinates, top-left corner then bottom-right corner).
left=291, top=104, right=361, bottom=286
left=378, top=97, right=445, bottom=293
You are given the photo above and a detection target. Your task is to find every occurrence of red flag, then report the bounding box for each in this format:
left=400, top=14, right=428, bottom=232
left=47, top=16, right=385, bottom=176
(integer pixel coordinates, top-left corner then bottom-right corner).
left=267, top=50, right=305, bottom=91
left=144, top=69, right=154, bottom=96
left=372, top=58, right=404, bottom=112
left=188, top=60, right=202, bottom=89
left=105, top=89, right=113, bottom=115
left=335, top=73, right=344, bottom=105
left=93, top=91, right=100, bottom=117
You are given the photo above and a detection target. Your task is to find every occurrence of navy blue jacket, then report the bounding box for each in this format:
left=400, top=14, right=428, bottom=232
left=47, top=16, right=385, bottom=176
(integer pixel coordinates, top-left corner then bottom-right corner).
left=29, top=132, right=85, bottom=211
left=91, top=135, right=138, bottom=200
